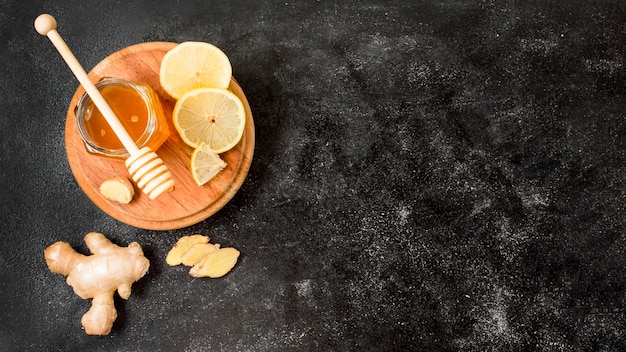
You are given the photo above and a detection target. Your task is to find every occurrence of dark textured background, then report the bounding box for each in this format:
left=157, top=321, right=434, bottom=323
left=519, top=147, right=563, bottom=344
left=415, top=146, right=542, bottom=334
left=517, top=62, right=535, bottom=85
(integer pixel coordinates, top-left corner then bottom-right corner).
left=1, top=1, right=625, bottom=351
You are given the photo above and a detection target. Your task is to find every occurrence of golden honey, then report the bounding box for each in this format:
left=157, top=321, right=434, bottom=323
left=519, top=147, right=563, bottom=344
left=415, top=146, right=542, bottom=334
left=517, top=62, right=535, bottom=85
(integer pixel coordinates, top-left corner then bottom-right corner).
left=75, top=77, right=169, bottom=158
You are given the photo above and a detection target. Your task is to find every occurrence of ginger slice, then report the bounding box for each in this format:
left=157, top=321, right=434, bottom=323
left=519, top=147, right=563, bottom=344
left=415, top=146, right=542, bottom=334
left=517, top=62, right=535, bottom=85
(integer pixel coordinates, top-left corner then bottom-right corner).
left=189, top=247, right=240, bottom=278
left=99, top=177, right=135, bottom=204
left=181, top=243, right=220, bottom=266
left=165, top=234, right=210, bottom=266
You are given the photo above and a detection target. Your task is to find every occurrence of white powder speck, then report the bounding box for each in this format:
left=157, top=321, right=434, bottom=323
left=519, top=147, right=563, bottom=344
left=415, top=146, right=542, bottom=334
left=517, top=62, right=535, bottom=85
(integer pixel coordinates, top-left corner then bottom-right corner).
left=294, top=279, right=313, bottom=298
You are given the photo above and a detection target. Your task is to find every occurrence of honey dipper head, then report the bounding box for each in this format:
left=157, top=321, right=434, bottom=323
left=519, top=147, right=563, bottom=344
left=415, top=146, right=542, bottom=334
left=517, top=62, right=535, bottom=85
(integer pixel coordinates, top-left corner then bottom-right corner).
left=34, top=14, right=57, bottom=36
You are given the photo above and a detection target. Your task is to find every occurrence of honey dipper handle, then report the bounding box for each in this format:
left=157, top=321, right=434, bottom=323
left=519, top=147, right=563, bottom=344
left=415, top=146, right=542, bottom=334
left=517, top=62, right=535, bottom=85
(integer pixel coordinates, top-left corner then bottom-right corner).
left=34, top=14, right=139, bottom=155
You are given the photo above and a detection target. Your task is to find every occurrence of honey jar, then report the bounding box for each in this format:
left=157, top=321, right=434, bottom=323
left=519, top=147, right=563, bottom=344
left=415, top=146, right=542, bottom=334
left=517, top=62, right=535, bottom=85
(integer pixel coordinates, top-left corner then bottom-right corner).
left=75, top=77, right=169, bottom=158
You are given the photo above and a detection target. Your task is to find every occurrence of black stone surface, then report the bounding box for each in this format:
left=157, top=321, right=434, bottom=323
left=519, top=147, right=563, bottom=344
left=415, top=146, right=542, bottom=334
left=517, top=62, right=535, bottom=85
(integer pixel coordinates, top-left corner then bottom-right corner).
left=1, top=1, right=625, bottom=351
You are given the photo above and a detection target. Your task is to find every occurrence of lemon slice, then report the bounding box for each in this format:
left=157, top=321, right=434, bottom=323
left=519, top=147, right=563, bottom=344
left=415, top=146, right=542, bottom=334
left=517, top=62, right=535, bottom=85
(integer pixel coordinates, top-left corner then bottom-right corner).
left=190, top=143, right=227, bottom=186
left=160, top=41, right=232, bottom=100
left=173, top=87, right=246, bottom=153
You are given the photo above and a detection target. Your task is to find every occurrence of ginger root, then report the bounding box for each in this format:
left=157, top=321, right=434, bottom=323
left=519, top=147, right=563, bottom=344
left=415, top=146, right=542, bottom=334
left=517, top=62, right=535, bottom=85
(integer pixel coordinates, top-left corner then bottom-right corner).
left=189, top=247, right=240, bottom=278
left=99, top=177, right=135, bottom=204
left=165, top=234, right=210, bottom=266
left=181, top=243, right=220, bottom=266
left=167, top=234, right=239, bottom=278
left=44, top=232, right=150, bottom=335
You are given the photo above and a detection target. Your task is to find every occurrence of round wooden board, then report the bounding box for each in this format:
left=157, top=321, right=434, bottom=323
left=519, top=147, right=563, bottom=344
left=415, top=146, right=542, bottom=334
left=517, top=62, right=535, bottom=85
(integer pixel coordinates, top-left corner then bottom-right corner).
left=65, top=42, right=255, bottom=230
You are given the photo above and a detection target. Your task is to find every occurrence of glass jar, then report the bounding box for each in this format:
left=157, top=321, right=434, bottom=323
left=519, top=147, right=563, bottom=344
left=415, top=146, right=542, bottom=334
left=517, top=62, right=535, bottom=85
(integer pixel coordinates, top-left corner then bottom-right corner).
left=74, top=77, right=169, bottom=158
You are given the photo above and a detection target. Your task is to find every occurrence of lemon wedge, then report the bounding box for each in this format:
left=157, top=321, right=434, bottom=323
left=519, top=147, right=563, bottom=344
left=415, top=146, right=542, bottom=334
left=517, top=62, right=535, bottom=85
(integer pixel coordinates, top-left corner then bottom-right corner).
left=190, top=143, right=227, bottom=186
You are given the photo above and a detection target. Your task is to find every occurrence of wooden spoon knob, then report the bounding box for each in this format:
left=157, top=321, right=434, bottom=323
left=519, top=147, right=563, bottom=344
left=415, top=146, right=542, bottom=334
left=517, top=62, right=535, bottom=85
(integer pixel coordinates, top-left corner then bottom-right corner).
left=34, top=14, right=57, bottom=36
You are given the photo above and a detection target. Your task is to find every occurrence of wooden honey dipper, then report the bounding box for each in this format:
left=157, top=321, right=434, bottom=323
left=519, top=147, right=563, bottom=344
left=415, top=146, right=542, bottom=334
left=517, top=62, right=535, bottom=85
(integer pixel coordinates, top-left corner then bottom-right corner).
left=35, top=14, right=174, bottom=200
